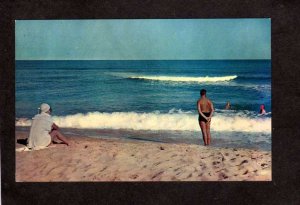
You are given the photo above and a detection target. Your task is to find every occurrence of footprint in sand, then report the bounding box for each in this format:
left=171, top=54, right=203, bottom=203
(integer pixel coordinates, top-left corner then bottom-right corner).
left=100, top=166, right=108, bottom=172
left=186, top=173, right=192, bottom=179
left=174, top=167, right=181, bottom=172
left=239, top=160, right=248, bottom=165
left=219, top=172, right=228, bottom=179
left=130, top=174, right=139, bottom=179
left=212, top=161, right=221, bottom=165
left=216, top=168, right=225, bottom=173
left=152, top=171, right=164, bottom=179
left=261, top=163, right=268, bottom=168
left=84, top=164, right=92, bottom=170
left=154, top=162, right=162, bottom=166
left=243, top=170, right=249, bottom=175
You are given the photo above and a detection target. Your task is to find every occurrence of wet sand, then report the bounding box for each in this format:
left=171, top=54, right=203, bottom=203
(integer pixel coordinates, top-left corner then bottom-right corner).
left=16, top=131, right=271, bottom=181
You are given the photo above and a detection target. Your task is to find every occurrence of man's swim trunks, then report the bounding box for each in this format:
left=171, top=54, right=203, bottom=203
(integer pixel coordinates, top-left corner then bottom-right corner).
left=198, top=112, right=211, bottom=122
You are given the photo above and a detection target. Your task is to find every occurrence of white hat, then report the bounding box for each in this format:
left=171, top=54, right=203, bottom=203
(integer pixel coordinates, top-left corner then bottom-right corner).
left=40, top=103, right=51, bottom=113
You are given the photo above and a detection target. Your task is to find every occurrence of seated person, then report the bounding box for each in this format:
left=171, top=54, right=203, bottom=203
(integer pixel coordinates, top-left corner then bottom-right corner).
left=27, top=103, right=70, bottom=150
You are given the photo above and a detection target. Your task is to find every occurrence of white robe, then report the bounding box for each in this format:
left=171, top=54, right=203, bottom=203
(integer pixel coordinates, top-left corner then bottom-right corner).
left=27, top=112, right=53, bottom=150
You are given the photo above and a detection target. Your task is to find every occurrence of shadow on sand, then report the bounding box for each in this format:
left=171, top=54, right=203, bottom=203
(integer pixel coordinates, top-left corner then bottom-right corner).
left=17, top=138, right=28, bottom=146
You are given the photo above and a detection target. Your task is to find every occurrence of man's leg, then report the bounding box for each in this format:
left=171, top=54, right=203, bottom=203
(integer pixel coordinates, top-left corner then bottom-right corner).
left=206, top=121, right=211, bottom=145
left=49, top=130, right=69, bottom=146
left=199, top=121, right=208, bottom=145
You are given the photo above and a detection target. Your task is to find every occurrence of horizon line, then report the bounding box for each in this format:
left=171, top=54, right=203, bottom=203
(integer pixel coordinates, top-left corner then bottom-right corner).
left=15, top=59, right=271, bottom=61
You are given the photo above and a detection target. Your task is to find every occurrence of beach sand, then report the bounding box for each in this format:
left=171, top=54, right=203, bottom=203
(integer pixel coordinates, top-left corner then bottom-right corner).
left=16, top=130, right=271, bottom=181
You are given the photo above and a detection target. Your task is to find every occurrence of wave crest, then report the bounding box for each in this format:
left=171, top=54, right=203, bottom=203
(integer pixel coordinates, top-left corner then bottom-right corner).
left=129, top=75, right=237, bottom=82
left=16, top=111, right=271, bottom=133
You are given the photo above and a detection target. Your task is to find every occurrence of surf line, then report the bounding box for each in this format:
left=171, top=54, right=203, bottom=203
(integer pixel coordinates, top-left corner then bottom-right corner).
left=128, top=75, right=238, bottom=82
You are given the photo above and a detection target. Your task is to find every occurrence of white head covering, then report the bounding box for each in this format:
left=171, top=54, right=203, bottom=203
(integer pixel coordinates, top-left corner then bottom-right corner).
left=40, top=103, right=51, bottom=113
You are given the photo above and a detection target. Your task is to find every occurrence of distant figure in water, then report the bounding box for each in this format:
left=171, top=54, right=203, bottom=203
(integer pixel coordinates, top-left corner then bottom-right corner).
left=27, top=103, right=70, bottom=150
left=225, top=101, right=231, bottom=110
left=259, top=104, right=266, bottom=115
left=197, top=89, right=214, bottom=146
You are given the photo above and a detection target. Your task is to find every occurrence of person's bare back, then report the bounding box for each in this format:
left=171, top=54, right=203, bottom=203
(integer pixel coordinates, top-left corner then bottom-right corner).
left=199, top=98, right=212, bottom=113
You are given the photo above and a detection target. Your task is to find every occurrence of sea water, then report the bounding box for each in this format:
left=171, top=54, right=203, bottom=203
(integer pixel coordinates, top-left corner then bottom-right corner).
left=16, top=60, right=271, bottom=150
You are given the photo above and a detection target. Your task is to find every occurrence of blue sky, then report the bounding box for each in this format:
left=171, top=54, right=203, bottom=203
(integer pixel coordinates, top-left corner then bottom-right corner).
left=15, top=19, right=271, bottom=60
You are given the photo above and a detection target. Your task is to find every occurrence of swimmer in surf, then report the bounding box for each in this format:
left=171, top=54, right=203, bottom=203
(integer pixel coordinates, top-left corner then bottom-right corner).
left=197, top=89, right=214, bottom=146
left=259, top=104, right=266, bottom=115
left=225, top=101, right=231, bottom=110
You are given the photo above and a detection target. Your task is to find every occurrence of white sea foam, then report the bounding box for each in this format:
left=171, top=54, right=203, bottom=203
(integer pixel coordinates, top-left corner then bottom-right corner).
left=16, top=111, right=271, bottom=133
left=129, top=75, right=238, bottom=83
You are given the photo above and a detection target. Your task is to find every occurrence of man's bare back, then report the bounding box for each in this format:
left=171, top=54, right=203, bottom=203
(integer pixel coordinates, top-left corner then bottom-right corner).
left=198, top=98, right=212, bottom=113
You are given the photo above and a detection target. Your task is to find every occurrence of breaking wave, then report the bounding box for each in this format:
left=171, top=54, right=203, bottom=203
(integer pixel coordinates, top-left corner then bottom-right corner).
left=128, top=75, right=238, bottom=83
left=16, top=110, right=271, bottom=133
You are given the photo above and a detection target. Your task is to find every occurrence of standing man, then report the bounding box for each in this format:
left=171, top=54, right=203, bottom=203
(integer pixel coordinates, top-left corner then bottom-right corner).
left=197, top=89, right=214, bottom=146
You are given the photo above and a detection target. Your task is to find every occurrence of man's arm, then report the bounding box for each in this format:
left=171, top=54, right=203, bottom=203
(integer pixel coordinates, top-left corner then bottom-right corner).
left=208, top=100, right=214, bottom=119
left=52, top=123, right=59, bottom=130
left=197, top=100, right=208, bottom=120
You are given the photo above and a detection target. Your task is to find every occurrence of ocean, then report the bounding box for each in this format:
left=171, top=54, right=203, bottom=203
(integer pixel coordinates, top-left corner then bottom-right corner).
left=15, top=60, right=271, bottom=151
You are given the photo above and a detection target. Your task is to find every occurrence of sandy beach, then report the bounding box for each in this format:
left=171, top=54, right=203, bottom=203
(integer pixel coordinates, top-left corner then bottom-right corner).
left=16, top=130, right=271, bottom=181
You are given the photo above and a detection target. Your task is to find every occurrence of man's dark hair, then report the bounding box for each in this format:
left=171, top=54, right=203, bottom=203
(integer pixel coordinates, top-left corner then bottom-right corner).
left=200, top=89, right=206, bottom=96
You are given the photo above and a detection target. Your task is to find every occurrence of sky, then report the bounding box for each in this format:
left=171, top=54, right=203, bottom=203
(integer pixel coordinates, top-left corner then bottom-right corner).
left=15, top=19, right=271, bottom=60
